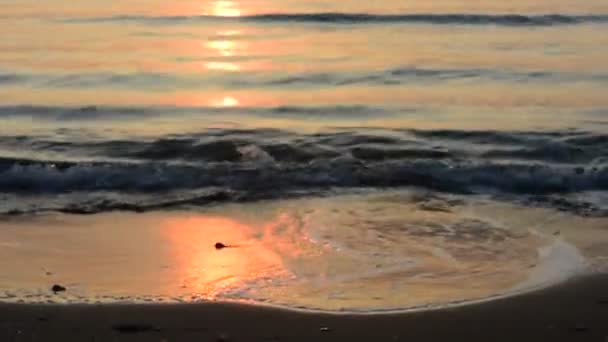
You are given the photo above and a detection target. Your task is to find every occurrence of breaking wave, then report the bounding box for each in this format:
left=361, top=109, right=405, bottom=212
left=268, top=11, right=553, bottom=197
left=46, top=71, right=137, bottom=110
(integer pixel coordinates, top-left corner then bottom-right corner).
left=0, top=127, right=606, bottom=216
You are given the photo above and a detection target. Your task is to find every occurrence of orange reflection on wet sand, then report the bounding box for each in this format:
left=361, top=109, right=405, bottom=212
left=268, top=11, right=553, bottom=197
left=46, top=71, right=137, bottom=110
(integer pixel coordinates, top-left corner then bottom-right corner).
left=161, top=215, right=286, bottom=299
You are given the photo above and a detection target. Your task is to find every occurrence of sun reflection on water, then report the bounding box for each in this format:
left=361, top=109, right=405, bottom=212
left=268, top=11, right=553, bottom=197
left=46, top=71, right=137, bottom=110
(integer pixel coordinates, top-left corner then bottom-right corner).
left=206, top=40, right=237, bottom=57
left=205, top=61, right=241, bottom=71
left=212, top=96, right=239, bottom=107
left=203, top=2, right=243, bottom=74
left=207, top=0, right=242, bottom=17
left=162, top=215, right=287, bottom=299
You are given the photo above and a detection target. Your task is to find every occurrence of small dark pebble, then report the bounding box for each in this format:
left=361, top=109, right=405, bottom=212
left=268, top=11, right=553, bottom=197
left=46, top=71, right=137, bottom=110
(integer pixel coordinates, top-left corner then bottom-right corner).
left=51, top=285, right=66, bottom=293
left=37, top=317, right=49, bottom=322
left=112, top=324, right=160, bottom=334
left=418, top=203, right=452, bottom=213
left=215, top=242, right=227, bottom=250
left=184, top=327, right=208, bottom=332
left=216, top=333, right=231, bottom=341
left=575, top=167, right=585, bottom=175
left=573, top=324, right=588, bottom=332
left=45, top=272, right=53, bottom=276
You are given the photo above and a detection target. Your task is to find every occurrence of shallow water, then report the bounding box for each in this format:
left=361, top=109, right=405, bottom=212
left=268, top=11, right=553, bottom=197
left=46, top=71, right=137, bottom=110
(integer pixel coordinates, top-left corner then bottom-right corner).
left=0, top=0, right=607, bottom=311
left=0, top=192, right=604, bottom=311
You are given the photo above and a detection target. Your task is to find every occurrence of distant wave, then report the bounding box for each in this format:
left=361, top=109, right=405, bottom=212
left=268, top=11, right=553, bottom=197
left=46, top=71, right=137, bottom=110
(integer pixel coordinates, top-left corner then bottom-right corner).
left=0, top=73, right=25, bottom=84
left=0, top=105, right=165, bottom=120
left=2, top=67, right=607, bottom=91
left=63, top=13, right=608, bottom=26
left=0, top=105, right=390, bottom=121
left=260, top=68, right=608, bottom=87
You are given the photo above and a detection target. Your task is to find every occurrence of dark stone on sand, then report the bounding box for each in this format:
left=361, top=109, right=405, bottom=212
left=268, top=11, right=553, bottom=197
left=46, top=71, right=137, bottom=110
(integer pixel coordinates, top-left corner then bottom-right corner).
left=216, top=333, right=231, bottom=341
left=51, top=285, right=66, bottom=293
left=573, top=324, right=588, bottom=332
left=575, top=167, right=585, bottom=175
left=215, top=242, right=227, bottom=250
left=418, top=203, right=452, bottom=213
left=112, top=324, right=160, bottom=334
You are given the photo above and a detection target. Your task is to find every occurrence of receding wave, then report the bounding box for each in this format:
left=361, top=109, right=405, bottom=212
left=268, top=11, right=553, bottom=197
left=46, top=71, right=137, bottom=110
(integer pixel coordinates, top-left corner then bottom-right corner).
left=63, top=13, right=608, bottom=26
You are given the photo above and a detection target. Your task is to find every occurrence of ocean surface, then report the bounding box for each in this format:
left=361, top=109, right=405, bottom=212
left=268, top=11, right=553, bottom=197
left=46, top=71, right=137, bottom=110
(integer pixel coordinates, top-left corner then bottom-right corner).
left=0, top=0, right=607, bottom=311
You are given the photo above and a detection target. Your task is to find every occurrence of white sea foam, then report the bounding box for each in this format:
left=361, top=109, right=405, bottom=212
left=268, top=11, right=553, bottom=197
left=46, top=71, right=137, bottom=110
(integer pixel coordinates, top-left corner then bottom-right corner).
left=512, top=238, right=589, bottom=292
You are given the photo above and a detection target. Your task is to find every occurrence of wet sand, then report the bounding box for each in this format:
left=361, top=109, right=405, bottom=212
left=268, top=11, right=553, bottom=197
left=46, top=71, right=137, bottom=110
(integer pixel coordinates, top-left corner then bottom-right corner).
left=3, top=197, right=606, bottom=310
left=1, top=274, right=607, bottom=342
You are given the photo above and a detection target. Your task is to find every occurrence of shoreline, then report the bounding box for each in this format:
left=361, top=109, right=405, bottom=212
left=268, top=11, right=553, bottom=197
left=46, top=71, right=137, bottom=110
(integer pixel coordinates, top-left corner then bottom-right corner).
left=1, top=273, right=607, bottom=341
left=2, top=198, right=604, bottom=313
left=0, top=267, right=587, bottom=317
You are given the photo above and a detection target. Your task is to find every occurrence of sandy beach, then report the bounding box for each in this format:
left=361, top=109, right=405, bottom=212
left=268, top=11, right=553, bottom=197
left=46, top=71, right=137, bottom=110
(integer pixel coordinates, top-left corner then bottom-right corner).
left=0, top=198, right=606, bottom=341
left=0, top=274, right=606, bottom=342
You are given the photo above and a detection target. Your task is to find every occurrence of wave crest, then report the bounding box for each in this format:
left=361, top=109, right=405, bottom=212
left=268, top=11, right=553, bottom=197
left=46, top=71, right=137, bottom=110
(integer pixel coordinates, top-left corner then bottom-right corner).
left=1, top=128, right=606, bottom=216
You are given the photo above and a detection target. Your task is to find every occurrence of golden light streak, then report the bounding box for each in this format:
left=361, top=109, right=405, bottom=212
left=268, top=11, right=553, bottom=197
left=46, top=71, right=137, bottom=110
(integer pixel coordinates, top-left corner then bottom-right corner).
left=161, top=214, right=290, bottom=299
left=210, top=96, right=240, bottom=107
left=208, top=1, right=241, bottom=17
left=206, top=40, right=236, bottom=57
left=205, top=61, right=241, bottom=71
